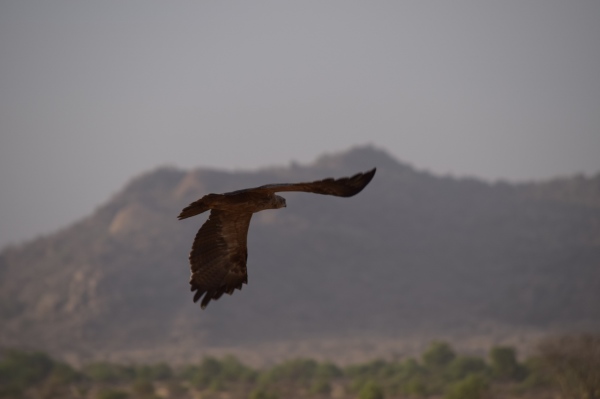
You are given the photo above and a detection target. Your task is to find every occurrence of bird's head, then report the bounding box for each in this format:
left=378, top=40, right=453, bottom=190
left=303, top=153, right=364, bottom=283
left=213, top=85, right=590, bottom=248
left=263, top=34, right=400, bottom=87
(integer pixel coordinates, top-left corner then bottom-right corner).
left=273, top=195, right=287, bottom=209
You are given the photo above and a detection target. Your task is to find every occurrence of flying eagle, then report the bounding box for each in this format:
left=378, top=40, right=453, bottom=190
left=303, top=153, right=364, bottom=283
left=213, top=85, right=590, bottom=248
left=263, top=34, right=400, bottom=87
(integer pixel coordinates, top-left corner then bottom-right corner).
left=178, top=168, right=376, bottom=309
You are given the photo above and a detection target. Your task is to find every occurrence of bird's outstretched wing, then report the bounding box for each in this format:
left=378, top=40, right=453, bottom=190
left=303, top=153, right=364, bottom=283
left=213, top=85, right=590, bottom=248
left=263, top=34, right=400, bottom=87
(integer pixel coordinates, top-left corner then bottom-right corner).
left=250, top=168, right=376, bottom=197
left=189, top=210, right=252, bottom=309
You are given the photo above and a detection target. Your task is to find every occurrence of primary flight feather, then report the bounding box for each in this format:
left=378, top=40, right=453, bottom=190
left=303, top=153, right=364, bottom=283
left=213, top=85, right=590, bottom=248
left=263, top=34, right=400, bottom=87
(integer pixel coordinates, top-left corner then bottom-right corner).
left=178, top=168, right=376, bottom=309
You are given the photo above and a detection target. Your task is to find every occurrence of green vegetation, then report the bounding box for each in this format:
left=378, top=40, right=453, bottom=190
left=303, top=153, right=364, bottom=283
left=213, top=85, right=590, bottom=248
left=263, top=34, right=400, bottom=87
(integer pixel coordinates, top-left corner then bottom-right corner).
left=444, top=374, right=488, bottom=399
left=1, top=335, right=598, bottom=398
left=358, top=381, right=384, bottom=399
left=0, top=349, right=81, bottom=398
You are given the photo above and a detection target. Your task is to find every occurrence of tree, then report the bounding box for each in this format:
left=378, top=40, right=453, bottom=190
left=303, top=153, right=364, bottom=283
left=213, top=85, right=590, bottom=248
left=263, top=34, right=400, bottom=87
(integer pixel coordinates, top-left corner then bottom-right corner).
left=423, top=342, right=456, bottom=370
left=489, top=346, right=524, bottom=381
left=0, top=349, right=55, bottom=397
left=537, top=334, right=600, bottom=399
left=446, top=356, right=488, bottom=381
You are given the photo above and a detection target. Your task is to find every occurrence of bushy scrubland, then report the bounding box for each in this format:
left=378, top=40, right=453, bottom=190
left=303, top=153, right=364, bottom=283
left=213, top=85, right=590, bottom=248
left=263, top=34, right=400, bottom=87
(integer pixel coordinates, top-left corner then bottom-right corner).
left=2, top=335, right=598, bottom=399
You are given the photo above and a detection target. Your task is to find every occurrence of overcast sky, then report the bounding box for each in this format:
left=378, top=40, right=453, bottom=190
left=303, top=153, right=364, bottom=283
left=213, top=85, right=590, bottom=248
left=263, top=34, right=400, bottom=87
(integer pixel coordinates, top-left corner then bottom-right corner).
left=1, top=1, right=599, bottom=248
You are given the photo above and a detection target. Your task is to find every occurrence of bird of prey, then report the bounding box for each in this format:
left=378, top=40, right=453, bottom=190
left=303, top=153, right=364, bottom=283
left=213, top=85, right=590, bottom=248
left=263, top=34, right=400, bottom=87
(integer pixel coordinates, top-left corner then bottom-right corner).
left=178, top=168, right=376, bottom=309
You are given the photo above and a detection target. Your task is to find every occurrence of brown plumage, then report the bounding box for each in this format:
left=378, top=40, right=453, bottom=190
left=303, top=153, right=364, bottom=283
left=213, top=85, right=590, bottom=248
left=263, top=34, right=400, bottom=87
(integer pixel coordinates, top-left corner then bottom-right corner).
left=178, top=168, right=376, bottom=309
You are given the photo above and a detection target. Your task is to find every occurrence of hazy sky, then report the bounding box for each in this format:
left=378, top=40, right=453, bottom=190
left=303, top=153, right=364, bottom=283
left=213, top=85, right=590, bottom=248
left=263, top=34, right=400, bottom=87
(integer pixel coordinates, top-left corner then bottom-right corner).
left=1, top=1, right=599, bottom=248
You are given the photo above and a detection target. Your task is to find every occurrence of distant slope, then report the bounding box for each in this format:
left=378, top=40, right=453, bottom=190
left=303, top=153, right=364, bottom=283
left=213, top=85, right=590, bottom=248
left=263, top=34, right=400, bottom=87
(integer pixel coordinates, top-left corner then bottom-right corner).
left=1, top=146, right=599, bottom=363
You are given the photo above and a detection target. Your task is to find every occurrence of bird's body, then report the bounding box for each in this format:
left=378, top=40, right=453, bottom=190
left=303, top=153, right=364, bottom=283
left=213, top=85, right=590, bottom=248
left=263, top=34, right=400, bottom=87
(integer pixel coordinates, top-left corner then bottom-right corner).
left=178, top=168, right=375, bottom=308
left=179, top=191, right=286, bottom=218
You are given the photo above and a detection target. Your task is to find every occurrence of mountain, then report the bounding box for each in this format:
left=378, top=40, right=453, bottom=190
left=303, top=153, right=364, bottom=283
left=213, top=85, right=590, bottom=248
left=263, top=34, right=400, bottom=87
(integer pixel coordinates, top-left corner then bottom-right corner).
left=1, top=146, right=599, bottom=364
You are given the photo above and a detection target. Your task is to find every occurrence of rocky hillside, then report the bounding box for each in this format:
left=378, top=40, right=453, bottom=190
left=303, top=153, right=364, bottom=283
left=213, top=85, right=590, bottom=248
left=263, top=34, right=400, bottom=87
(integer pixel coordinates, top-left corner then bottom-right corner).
left=1, top=146, right=599, bottom=364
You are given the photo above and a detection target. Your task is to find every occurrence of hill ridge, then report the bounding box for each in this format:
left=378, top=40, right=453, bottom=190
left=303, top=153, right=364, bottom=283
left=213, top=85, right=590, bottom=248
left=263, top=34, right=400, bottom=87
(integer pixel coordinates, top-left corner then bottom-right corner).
left=1, top=146, right=599, bottom=363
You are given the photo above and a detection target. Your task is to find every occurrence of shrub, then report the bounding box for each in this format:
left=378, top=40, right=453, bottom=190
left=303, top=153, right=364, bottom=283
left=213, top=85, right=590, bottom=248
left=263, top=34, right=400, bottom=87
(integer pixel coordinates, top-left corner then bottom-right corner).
left=423, top=342, right=456, bottom=370
left=309, top=378, right=332, bottom=396
left=0, top=349, right=56, bottom=397
left=189, top=355, right=256, bottom=388
left=262, top=358, right=318, bottom=386
left=403, top=376, right=427, bottom=397
left=444, top=374, right=488, bottom=399
left=84, top=362, right=135, bottom=384
left=135, top=363, right=172, bottom=381
left=248, top=387, right=278, bottom=399
left=489, top=346, right=525, bottom=381
left=536, top=334, right=600, bottom=399
left=446, top=356, right=488, bottom=381
left=96, top=388, right=129, bottom=399
left=358, top=381, right=384, bottom=399
left=132, top=379, right=154, bottom=397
